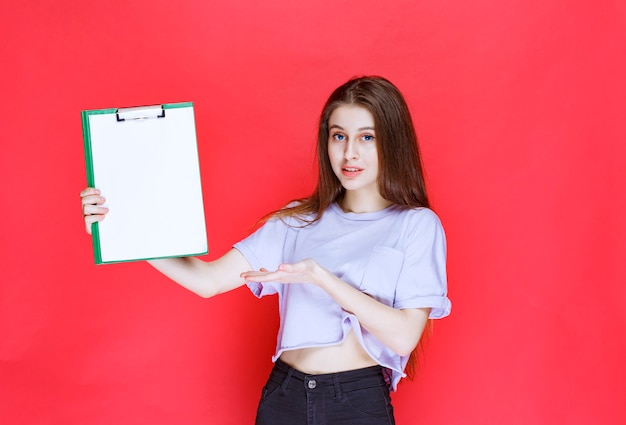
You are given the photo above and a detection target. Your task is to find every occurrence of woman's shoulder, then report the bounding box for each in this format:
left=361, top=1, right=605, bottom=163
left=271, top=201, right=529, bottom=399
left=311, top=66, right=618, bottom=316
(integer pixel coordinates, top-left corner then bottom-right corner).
left=264, top=200, right=317, bottom=227
left=395, top=205, right=440, bottom=220
left=394, top=206, right=444, bottom=233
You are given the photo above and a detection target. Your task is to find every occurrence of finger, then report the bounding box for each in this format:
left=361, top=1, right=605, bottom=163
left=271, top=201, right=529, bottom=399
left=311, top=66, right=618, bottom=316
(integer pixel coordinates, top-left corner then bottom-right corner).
left=277, top=263, right=292, bottom=272
left=84, top=214, right=104, bottom=235
left=81, top=197, right=107, bottom=218
left=242, top=268, right=273, bottom=276
left=79, top=187, right=100, bottom=197
left=240, top=271, right=268, bottom=278
left=81, top=194, right=106, bottom=207
left=83, top=204, right=109, bottom=216
left=240, top=271, right=278, bottom=281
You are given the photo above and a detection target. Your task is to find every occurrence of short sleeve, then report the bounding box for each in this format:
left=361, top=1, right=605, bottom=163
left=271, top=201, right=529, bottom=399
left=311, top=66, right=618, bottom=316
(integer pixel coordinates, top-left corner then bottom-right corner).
left=233, top=217, right=291, bottom=298
left=393, top=209, right=451, bottom=319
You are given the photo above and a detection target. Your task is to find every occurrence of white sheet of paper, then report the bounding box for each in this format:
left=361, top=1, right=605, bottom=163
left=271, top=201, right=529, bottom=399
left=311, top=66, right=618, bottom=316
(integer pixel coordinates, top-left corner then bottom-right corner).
left=86, top=105, right=207, bottom=263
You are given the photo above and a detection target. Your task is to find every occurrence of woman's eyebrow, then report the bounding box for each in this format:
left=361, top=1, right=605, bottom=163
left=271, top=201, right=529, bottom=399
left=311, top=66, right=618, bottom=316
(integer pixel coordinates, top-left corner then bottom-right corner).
left=329, top=124, right=375, bottom=131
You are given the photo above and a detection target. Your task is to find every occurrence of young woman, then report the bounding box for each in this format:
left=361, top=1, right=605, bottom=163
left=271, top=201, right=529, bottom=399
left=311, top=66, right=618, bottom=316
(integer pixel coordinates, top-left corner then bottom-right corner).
left=80, top=76, right=451, bottom=425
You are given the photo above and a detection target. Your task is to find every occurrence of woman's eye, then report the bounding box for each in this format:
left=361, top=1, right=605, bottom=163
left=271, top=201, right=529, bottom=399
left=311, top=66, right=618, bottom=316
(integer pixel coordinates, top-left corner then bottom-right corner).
left=362, top=134, right=375, bottom=142
left=332, top=133, right=346, bottom=141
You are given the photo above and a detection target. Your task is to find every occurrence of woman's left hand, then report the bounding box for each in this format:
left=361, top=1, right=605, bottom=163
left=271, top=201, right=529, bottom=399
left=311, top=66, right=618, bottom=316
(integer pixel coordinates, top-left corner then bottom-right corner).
left=240, top=259, right=324, bottom=286
left=242, top=258, right=430, bottom=356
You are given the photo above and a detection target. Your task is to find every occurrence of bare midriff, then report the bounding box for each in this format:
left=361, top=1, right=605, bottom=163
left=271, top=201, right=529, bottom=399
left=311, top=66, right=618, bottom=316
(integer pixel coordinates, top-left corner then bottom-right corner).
left=278, top=330, right=378, bottom=374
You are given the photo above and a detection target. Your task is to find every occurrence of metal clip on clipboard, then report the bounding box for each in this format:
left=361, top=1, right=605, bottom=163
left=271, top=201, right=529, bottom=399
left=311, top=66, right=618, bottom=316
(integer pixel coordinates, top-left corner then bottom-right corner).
left=116, top=105, right=166, bottom=122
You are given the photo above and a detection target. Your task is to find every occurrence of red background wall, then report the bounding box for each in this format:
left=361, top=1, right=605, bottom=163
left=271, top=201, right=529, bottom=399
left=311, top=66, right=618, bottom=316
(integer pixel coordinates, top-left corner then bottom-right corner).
left=1, top=0, right=625, bottom=424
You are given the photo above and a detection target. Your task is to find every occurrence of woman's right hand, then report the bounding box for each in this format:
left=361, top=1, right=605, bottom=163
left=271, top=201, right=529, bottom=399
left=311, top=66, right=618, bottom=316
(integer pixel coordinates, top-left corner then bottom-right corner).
left=80, top=187, right=109, bottom=235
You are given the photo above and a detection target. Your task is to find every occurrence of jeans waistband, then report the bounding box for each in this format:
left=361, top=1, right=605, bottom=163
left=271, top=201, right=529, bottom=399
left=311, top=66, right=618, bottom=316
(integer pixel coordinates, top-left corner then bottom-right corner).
left=271, top=358, right=389, bottom=396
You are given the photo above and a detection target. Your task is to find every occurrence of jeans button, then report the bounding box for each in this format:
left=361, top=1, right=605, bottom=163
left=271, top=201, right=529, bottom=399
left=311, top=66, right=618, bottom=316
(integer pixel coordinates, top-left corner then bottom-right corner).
left=307, top=379, right=317, bottom=389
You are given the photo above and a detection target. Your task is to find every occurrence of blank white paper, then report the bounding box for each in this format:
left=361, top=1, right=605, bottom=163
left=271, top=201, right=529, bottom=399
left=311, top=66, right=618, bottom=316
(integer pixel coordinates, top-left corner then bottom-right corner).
left=86, top=105, right=207, bottom=263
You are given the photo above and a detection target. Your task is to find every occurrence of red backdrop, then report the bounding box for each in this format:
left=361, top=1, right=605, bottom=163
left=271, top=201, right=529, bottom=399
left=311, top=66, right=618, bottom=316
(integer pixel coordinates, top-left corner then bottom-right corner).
left=1, top=0, right=625, bottom=424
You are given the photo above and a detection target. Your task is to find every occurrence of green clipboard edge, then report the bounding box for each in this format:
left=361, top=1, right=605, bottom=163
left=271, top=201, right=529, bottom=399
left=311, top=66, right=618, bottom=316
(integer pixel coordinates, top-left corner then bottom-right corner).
left=81, top=102, right=208, bottom=265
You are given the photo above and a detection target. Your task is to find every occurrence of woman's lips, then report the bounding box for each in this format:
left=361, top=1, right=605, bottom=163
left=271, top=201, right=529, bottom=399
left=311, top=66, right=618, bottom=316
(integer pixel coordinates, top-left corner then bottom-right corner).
left=341, top=166, right=363, bottom=177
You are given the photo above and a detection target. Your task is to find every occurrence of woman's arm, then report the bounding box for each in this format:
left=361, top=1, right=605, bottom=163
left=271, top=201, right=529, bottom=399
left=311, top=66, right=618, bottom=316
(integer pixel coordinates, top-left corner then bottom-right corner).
left=240, top=260, right=430, bottom=356
left=147, top=250, right=250, bottom=298
left=80, top=187, right=250, bottom=298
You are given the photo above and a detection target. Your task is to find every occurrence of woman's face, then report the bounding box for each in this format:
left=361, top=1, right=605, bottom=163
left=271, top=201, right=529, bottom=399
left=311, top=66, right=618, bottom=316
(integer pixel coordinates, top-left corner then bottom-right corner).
left=327, top=105, right=381, bottom=201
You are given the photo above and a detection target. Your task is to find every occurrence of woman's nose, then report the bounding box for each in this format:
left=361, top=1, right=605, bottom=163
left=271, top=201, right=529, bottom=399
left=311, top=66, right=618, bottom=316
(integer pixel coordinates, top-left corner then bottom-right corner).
left=344, top=141, right=358, bottom=159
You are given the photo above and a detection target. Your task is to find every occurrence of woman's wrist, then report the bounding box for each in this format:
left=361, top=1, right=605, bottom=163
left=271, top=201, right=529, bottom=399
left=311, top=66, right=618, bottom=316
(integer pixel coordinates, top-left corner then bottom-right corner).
left=311, top=261, right=332, bottom=289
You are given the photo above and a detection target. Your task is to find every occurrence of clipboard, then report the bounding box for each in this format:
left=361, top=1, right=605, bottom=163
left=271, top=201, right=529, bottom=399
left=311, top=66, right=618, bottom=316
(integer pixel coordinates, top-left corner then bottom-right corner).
left=82, top=102, right=208, bottom=264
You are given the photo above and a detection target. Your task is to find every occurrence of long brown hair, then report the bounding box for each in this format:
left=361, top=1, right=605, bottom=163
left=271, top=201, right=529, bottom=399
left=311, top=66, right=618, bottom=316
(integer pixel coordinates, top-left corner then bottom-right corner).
left=266, top=76, right=433, bottom=378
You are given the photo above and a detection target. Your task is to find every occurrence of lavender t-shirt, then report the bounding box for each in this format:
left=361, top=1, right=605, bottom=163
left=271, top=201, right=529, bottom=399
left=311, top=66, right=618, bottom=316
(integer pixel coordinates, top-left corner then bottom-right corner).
left=234, top=202, right=450, bottom=390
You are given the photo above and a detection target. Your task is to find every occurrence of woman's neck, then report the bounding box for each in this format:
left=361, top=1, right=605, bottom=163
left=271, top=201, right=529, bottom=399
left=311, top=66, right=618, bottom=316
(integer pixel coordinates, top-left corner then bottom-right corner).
left=339, top=191, right=392, bottom=214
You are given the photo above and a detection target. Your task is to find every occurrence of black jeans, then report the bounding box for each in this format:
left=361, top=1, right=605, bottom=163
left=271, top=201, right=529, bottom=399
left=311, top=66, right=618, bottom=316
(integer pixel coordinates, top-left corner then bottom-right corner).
left=255, top=359, right=395, bottom=425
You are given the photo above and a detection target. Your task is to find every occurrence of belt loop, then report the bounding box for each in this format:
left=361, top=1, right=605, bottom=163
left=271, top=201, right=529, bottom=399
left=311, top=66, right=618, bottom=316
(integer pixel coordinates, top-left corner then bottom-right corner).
left=333, top=375, right=342, bottom=401
left=382, top=367, right=393, bottom=391
left=280, top=367, right=294, bottom=395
